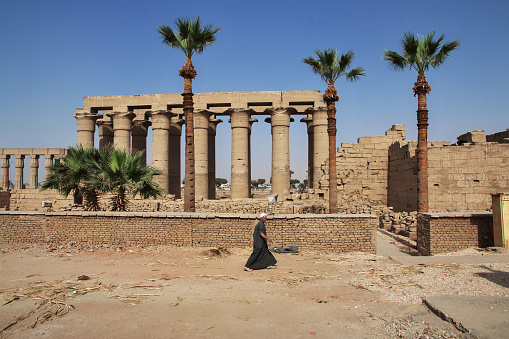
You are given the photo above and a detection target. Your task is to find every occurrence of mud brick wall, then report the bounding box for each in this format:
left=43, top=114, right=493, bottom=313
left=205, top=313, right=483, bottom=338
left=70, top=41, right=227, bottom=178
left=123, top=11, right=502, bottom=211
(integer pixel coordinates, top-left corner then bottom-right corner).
left=417, top=212, right=493, bottom=256
left=0, top=212, right=378, bottom=254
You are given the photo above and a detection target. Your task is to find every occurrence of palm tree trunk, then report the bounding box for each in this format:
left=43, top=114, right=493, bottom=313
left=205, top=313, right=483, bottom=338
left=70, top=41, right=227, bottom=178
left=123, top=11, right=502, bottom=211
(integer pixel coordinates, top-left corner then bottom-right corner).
left=413, top=73, right=431, bottom=213
left=323, top=83, right=339, bottom=214
left=180, top=59, right=197, bottom=212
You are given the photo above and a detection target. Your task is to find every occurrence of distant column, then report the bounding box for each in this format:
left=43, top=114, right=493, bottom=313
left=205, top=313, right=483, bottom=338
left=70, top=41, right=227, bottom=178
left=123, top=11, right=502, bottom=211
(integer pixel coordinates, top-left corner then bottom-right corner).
left=169, top=115, right=184, bottom=198
left=107, top=111, right=135, bottom=152
left=312, top=107, right=328, bottom=189
left=230, top=109, right=251, bottom=199
left=30, top=155, right=39, bottom=188
left=44, top=155, right=54, bottom=181
left=194, top=110, right=211, bottom=200
left=14, top=155, right=25, bottom=190
left=208, top=116, right=222, bottom=199
left=149, top=110, right=173, bottom=194
left=0, top=155, right=10, bottom=189
left=132, top=120, right=151, bottom=166
left=248, top=117, right=258, bottom=198
left=97, top=120, right=114, bottom=149
left=301, top=112, right=314, bottom=189
left=74, top=112, right=101, bottom=147
left=266, top=107, right=292, bottom=196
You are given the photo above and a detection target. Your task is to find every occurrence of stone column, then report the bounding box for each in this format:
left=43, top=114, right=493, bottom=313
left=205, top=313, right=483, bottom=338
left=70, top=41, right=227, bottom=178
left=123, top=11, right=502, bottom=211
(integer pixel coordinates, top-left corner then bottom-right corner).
left=312, top=107, right=328, bottom=189
left=30, top=155, right=39, bottom=188
left=301, top=112, right=314, bottom=189
left=149, top=110, right=173, bottom=194
left=169, top=115, right=184, bottom=199
left=14, top=155, right=25, bottom=190
left=194, top=110, right=211, bottom=200
left=44, top=155, right=54, bottom=181
left=107, top=111, right=135, bottom=152
left=0, top=155, right=10, bottom=189
left=265, top=108, right=292, bottom=196
left=73, top=112, right=100, bottom=147
left=230, top=109, right=251, bottom=199
left=132, top=120, right=151, bottom=166
left=208, top=116, right=222, bottom=199
left=97, top=120, right=114, bottom=149
left=248, top=118, right=258, bottom=198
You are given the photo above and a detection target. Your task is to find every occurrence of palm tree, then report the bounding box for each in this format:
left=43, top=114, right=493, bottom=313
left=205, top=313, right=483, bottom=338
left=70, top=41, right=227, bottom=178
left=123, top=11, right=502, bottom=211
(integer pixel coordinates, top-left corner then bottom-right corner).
left=157, top=17, right=220, bottom=212
left=303, top=48, right=365, bottom=213
left=42, top=146, right=102, bottom=211
left=383, top=31, right=460, bottom=212
left=90, top=149, right=164, bottom=212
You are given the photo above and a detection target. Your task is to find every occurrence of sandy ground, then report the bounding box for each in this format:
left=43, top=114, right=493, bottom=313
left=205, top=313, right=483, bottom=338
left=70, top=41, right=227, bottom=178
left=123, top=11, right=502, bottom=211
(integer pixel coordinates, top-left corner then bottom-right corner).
left=0, top=241, right=487, bottom=338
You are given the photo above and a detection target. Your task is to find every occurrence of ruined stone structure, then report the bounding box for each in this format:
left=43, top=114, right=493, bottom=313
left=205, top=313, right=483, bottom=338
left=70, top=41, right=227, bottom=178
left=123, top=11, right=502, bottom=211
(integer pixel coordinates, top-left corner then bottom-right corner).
left=332, top=126, right=509, bottom=212
left=335, top=125, right=406, bottom=206
left=0, top=148, right=67, bottom=190
left=74, top=91, right=327, bottom=199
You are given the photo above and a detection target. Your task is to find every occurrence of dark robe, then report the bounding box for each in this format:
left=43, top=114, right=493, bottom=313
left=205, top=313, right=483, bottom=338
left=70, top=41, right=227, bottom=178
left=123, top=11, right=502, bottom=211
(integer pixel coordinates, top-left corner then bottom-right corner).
left=245, top=221, right=277, bottom=269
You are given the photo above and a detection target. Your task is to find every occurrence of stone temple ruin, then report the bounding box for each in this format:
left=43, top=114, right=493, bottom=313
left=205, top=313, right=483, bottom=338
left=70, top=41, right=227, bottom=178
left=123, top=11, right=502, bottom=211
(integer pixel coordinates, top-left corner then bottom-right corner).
left=1, top=90, right=508, bottom=254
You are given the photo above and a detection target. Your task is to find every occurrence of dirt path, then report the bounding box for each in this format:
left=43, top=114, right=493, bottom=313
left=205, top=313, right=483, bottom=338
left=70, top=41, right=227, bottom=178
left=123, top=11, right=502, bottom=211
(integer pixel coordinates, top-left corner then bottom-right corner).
left=0, top=244, right=475, bottom=338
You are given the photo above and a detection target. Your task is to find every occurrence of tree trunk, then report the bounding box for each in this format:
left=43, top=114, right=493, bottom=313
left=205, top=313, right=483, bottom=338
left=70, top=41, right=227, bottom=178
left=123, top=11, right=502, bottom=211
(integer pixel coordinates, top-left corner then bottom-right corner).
left=180, top=59, right=197, bottom=212
left=323, top=83, right=339, bottom=214
left=413, top=73, right=431, bottom=213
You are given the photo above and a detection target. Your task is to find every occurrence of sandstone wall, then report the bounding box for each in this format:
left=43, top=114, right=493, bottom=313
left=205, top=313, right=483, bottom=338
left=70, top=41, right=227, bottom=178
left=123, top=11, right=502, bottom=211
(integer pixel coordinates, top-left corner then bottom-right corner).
left=0, top=190, right=9, bottom=209
left=387, top=137, right=508, bottom=212
left=0, top=211, right=378, bottom=253
left=428, top=142, right=509, bottom=211
left=9, top=189, right=74, bottom=211
left=486, top=129, right=509, bottom=143
left=387, top=141, right=418, bottom=211
left=417, top=212, right=493, bottom=255
left=336, top=125, right=405, bottom=206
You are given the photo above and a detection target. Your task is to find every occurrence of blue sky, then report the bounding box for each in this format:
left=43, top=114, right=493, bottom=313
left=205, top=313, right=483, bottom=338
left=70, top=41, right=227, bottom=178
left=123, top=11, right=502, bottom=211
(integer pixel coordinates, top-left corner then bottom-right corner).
left=1, top=0, right=508, bottom=183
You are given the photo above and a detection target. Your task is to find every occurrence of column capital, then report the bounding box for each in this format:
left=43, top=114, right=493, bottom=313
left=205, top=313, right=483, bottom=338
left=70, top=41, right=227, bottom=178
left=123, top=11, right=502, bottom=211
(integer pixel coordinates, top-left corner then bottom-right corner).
left=96, top=119, right=113, bottom=128
left=30, top=155, right=40, bottom=166
left=106, top=111, right=135, bottom=120
left=148, top=110, right=174, bottom=130
left=194, top=109, right=212, bottom=130
left=264, top=107, right=295, bottom=127
left=208, top=117, right=223, bottom=135
left=74, top=112, right=101, bottom=131
left=132, top=120, right=152, bottom=136
left=228, top=108, right=253, bottom=128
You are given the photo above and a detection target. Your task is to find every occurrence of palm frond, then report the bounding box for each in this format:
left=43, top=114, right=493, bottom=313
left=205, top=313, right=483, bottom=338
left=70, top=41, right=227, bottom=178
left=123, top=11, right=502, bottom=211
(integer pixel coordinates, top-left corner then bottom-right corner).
left=385, top=30, right=460, bottom=75
left=346, top=66, right=367, bottom=82
left=303, top=48, right=364, bottom=86
left=158, top=16, right=220, bottom=59
left=382, top=50, right=407, bottom=71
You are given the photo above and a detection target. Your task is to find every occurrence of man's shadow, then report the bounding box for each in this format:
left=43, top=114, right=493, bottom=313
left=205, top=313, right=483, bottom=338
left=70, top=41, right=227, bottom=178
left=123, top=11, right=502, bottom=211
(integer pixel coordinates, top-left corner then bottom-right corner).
left=475, top=265, right=509, bottom=288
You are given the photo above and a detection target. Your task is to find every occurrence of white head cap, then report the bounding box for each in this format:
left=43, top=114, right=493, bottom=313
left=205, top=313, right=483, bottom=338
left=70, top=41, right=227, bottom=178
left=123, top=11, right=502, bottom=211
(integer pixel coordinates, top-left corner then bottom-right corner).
left=259, top=213, right=267, bottom=219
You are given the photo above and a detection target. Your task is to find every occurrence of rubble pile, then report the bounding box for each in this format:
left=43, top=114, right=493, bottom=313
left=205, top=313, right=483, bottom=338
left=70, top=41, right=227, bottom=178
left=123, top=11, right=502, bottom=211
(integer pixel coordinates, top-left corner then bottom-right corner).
left=379, top=207, right=418, bottom=240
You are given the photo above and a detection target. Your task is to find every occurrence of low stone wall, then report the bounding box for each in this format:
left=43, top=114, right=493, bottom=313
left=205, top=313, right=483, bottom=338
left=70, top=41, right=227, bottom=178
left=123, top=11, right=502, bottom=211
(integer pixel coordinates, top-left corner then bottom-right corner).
left=417, top=212, right=494, bottom=256
left=0, top=211, right=377, bottom=253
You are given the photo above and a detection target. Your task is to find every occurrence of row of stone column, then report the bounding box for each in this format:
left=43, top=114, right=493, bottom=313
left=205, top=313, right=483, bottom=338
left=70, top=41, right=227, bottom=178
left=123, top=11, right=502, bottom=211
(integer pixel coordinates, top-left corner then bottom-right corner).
left=0, top=154, right=58, bottom=190
left=74, top=106, right=330, bottom=199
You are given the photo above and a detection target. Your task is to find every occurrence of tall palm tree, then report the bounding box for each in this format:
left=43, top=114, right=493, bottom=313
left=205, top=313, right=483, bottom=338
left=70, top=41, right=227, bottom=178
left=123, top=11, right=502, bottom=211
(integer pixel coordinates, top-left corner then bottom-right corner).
left=157, top=17, right=220, bottom=212
left=42, top=146, right=102, bottom=211
left=303, top=48, right=365, bottom=213
left=383, top=31, right=460, bottom=212
left=90, top=149, right=164, bottom=211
